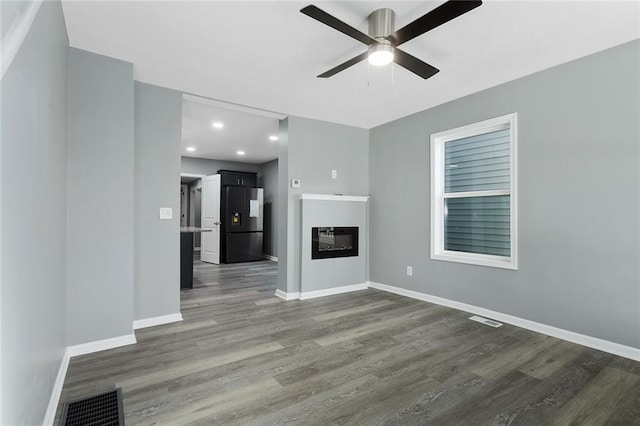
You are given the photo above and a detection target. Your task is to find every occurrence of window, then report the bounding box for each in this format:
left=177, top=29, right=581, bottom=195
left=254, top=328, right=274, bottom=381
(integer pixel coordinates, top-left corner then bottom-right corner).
left=430, top=113, right=517, bottom=269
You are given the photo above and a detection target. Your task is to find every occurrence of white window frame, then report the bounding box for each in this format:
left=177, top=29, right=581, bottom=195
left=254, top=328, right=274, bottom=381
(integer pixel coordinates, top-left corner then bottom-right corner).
left=430, top=113, right=518, bottom=270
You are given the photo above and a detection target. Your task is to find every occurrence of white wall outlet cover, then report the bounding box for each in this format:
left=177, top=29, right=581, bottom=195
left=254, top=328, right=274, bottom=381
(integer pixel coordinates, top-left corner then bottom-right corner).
left=159, top=207, right=173, bottom=219
left=331, top=169, right=337, bottom=179
left=291, top=179, right=301, bottom=188
left=406, top=266, right=413, bottom=276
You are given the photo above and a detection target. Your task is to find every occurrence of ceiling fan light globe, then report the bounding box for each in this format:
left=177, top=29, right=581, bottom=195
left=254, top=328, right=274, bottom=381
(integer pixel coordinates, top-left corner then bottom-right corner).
left=368, top=44, right=394, bottom=67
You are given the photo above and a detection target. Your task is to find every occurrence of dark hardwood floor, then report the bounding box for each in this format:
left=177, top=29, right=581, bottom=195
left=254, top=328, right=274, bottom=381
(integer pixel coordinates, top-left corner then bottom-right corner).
left=55, top=255, right=640, bottom=425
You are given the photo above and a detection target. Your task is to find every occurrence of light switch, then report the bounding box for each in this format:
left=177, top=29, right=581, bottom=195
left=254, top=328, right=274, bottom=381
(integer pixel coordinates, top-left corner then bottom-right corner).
left=331, top=169, right=338, bottom=179
left=159, top=207, right=173, bottom=220
left=291, top=178, right=301, bottom=188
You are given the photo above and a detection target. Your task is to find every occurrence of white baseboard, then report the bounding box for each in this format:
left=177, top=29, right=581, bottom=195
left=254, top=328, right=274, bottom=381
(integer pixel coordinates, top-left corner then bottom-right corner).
left=67, top=334, right=137, bottom=358
left=43, top=349, right=71, bottom=426
left=275, top=289, right=300, bottom=301
left=133, top=313, right=183, bottom=330
left=275, top=283, right=368, bottom=301
left=368, top=281, right=640, bottom=362
left=300, top=283, right=368, bottom=300
left=45, top=334, right=137, bottom=424
left=263, top=254, right=278, bottom=262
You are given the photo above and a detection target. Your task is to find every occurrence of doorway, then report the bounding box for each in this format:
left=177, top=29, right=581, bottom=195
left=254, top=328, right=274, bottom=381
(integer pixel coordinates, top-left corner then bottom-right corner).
left=180, top=174, right=205, bottom=251
left=178, top=94, right=283, bottom=294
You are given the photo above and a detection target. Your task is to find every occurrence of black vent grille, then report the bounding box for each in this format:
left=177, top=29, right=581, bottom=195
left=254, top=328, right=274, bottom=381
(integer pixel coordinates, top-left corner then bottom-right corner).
left=60, top=388, right=124, bottom=426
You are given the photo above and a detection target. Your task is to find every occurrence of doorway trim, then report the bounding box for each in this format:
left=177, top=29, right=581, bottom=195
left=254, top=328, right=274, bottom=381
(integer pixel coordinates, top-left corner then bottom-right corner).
left=181, top=173, right=207, bottom=179
left=183, top=94, right=286, bottom=120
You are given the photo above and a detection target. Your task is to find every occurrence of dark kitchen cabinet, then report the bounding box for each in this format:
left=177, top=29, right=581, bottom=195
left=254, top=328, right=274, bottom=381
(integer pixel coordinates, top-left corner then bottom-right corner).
left=180, top=232, right=194, bottom=289
left=240, top=172, right=257, bottom=187
left=218, top=170, right=257, bottom=187
left=220, top=171, right=240, bottom=186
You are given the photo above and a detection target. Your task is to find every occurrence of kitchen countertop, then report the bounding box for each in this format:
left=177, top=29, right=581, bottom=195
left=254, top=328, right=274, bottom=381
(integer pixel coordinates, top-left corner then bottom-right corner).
left=180, top=227, right=213, bottom=233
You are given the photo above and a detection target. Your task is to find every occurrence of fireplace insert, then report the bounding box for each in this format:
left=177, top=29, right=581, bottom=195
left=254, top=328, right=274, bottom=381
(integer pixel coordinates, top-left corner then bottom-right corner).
left=311, top=227, right=358, bottom=259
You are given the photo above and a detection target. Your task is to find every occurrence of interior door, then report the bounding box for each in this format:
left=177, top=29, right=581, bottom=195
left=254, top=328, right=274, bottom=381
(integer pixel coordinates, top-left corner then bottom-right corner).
left=201, top=174, right=221, bottom=264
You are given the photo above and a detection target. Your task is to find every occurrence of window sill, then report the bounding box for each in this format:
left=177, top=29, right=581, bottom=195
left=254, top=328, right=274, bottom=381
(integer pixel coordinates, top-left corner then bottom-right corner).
left=431, top=251, right=517, bottom=270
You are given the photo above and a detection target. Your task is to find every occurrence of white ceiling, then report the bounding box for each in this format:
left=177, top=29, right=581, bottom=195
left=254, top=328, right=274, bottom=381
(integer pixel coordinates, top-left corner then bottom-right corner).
left=181, top=96, right=280, bottom=163
left=61, top=1, right=640, bottom=129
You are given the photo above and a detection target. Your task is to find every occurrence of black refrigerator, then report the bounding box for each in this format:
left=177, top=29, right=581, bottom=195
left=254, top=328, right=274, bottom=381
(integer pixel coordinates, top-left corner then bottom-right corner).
left=220, top=186, right=263, bottom=263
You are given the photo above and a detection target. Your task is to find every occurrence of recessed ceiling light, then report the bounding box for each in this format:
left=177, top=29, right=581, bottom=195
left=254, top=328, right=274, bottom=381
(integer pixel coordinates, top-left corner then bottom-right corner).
left=269, top=135, right=279, bottom=141
left=237, top=150, right=245, bottom=156
left=186, top=146, right=196, bottom=152
left=212, top=122, right=224, bottom=129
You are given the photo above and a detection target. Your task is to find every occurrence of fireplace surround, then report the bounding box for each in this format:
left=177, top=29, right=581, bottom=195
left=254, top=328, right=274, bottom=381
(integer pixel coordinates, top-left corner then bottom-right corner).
left=299, top=193, right=369, bottom=298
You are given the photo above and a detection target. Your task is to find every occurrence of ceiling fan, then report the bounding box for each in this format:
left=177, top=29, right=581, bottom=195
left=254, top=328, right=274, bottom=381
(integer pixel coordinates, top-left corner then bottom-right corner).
left=300, top=1, right=482, bottom=79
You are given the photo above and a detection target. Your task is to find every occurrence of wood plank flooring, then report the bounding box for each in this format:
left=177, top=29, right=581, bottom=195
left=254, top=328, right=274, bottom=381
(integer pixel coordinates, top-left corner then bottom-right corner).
left=55, top=258, right=640, bottom=425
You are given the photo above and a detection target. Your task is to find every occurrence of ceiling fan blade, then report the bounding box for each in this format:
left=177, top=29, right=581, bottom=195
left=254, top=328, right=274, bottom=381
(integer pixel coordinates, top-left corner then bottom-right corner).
left=317, top=52, right=368, bottom=78
left=394, top=48, right=439, bottom=79
left=301, top=5, right=377, bottom=46
left=389, top=0, right=482, bottom=46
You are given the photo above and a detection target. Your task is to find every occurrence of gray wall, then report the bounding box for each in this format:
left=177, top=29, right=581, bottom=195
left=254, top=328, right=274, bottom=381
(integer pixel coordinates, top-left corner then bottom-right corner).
left=369, top=40, right=640, bottom=349
left=181, top=156, right=262, bottom=177
left=0, top=2, right=68, bottom=424
left=277, top=119, right=290, bottom=292
left=134, top=82, right=182, bottom=321
left=281, top=116, right=369, bottom=293
left=67, top=48, right=135, bottom=345
left=261, top=159, right=278, bottom=257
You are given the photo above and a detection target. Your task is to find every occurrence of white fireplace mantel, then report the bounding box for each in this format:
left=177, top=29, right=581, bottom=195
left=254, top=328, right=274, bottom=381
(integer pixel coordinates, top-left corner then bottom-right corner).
left=300, top=193, right=369, bottom=202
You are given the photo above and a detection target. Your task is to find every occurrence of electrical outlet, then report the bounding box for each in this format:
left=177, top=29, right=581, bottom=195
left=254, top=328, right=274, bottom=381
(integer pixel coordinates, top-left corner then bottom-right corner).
left=159, top=207, right=173, bottom=220
left=406, top=266, right=413, bottom=276
left=331, top=169, right=337, bottom=179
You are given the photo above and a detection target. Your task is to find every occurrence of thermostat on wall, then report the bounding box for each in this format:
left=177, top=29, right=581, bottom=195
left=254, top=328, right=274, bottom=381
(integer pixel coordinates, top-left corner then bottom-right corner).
left=291, top=178, right=301, bottom=188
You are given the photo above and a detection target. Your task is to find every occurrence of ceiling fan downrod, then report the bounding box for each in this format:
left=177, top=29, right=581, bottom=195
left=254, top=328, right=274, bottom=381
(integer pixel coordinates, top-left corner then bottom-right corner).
left=368, top=8, right=395, bottom=39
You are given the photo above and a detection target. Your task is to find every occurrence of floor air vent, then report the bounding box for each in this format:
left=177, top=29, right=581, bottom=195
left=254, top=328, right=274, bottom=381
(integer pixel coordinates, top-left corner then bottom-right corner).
left=60, top=388, right=124, bottom=426
left=469, top=315, right=503, bottom=328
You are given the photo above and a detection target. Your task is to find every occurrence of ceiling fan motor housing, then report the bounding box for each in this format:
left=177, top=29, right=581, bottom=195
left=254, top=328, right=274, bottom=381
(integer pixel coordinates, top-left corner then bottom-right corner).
left=368, top=8, right=395, bottom=40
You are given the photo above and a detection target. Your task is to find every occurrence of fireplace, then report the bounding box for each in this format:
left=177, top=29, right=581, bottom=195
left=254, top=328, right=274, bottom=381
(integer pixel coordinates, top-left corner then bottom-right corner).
left=311, top=227, right=359, bottom=259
